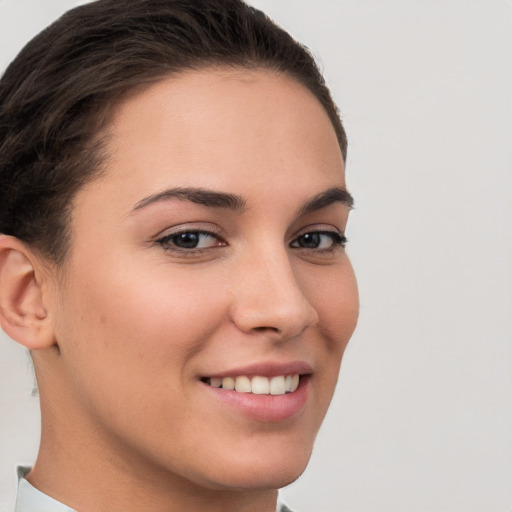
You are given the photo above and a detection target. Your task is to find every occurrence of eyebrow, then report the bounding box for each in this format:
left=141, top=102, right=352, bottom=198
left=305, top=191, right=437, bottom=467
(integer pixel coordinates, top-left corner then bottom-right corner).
left=297, top=187, right=354, bottom=216
left=131, top=185, right=354, bottom=215
left=132, top=187, right=247, bottom=212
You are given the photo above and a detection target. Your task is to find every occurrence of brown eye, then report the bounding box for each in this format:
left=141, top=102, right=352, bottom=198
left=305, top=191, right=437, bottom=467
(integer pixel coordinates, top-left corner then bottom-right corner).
left=297, top=233, right=321, bottom=249
left=157, top=230, right=224, bottom=250
left=290, top=231, right=346, bottom=250
left=172, top=232, right=202, bottom=249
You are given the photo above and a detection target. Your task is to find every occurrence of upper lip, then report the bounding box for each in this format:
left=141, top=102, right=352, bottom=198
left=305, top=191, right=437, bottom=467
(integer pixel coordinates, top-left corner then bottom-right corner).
left=204, top=360, right=313, bottom=379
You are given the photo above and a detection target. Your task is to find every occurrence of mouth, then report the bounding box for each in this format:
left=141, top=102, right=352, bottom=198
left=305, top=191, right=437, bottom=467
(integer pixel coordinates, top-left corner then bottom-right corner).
left=199, top=362, right=312, bottom=422
left=201, top=374, right=301, bottom=395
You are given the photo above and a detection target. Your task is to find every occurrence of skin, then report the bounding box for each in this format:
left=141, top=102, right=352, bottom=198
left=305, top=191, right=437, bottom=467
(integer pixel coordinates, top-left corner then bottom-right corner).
left=0, top=68, right=358, bottom=511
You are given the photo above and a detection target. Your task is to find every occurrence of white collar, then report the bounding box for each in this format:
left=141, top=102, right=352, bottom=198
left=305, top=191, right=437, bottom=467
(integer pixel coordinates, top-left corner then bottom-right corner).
left=15, top=467, right=75, bottom=512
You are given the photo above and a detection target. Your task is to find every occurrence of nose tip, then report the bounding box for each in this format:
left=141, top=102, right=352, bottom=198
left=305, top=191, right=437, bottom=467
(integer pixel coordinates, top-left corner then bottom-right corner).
left=238, top=295, right=318, bottom=338
left=234, top=294, right=319, bottom=340
left=230, top=255, right=319, bottom=340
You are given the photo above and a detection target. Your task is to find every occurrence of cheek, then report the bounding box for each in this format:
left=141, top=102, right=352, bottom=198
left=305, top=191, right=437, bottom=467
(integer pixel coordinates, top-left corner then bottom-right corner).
left=52, top=257, right=234, bottom=465
left=300, top=259, right=358, bottom=407
left=305, top=259, right=359, bottom=353
left=55, top=257, right=228, bottom=394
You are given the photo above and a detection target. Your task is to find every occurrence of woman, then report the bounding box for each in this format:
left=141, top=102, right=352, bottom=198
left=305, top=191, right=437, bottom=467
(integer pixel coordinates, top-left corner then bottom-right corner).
left=0, top=0, right=358, bottom=510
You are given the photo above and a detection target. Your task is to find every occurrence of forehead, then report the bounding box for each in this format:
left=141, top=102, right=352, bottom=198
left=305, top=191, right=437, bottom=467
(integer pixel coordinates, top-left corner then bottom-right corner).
left=74, top=67, right=346, bottom=219
left=111, top=68, right=342, bottom=177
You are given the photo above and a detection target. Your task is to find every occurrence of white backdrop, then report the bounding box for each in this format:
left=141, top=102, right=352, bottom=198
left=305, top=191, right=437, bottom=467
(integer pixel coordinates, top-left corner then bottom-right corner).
left=1, top=1, right=511, bottom=511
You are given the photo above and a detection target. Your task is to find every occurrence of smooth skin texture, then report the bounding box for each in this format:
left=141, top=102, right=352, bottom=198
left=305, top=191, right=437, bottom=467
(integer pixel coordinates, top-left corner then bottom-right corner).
left=0, top=68, right=358, bottom=512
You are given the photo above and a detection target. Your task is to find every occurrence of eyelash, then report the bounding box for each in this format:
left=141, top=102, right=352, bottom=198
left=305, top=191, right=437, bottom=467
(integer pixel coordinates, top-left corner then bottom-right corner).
left=290, top=231, right=347, bottom=251
left=156, top=230, right=224, bottom=253
left=156, top=228, right=347, bottom=255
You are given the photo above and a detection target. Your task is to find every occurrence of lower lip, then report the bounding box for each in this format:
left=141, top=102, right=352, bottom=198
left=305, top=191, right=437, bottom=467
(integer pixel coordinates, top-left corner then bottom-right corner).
left=202, top=376, right=311, bottom=422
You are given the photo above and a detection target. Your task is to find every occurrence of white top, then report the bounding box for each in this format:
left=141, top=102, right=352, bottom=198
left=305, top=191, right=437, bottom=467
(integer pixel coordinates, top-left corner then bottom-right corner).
left=15, top=466, right=294, bottom=512
left=15, top=467, right=73, bottom=512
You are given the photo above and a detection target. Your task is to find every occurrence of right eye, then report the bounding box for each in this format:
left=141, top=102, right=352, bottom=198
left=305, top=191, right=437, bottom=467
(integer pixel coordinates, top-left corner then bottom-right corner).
left=156, top=230, right=226, bottom=251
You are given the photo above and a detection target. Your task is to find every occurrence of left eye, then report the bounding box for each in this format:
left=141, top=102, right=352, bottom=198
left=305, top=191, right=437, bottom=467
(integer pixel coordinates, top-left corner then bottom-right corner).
left=290, top=231, right=346, bottom=250
left=157, top=231, right=223, bottom=250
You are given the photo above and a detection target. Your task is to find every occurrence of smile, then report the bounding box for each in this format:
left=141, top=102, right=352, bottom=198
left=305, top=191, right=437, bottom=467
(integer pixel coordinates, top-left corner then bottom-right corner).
left=203, top=374, right=300, bottom=395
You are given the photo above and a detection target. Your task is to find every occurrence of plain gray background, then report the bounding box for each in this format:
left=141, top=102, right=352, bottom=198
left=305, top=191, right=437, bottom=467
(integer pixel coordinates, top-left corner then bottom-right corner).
left=1, top=1, right=511, bottom=511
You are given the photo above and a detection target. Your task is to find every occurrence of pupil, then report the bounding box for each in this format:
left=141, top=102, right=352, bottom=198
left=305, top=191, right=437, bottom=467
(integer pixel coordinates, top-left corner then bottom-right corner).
left=174, top=232, right=199, bottom=248
left=300, top=233, right=320, bottom=248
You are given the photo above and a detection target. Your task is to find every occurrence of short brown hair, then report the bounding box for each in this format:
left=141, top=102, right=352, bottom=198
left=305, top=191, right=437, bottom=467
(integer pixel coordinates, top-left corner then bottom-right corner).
left=0, top=0, right=347, bottom=264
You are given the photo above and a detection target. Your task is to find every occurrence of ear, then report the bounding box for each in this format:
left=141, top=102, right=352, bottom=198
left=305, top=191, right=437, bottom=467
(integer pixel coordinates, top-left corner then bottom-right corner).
left=0, top=235, right=55, bottom=350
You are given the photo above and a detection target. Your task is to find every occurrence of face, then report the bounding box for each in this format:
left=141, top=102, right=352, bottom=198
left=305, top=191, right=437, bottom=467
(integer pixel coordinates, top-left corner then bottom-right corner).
left=46, top=68, right=358, bottom=492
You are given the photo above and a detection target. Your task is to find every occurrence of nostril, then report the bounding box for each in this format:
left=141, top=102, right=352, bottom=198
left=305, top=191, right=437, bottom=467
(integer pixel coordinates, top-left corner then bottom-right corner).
left=253, top=326, right=279, bottom=333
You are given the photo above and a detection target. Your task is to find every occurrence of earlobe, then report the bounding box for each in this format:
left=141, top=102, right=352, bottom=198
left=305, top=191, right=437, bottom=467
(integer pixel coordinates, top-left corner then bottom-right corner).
left=0, top=235, right=55, bottom=350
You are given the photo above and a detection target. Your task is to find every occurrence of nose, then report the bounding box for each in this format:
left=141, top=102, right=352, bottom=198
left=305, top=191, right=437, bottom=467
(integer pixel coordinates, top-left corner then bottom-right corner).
left=229, top=248, right=319, bottom=340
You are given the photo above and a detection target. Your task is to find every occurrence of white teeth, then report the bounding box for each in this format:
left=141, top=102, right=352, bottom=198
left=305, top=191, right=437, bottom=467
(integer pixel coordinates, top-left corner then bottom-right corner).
left=269, top=376, right=286, bottom=395
left=235, top=376, right=252, bottom=393
left=208, top=374, right=301, bottom=394
left=222, top=377, right=235, bottom=390
left=290, top=374, right=299, bottom=392
left=252, top=376, right=270, bottom=395
left=210, top=377, right=222, bottom=388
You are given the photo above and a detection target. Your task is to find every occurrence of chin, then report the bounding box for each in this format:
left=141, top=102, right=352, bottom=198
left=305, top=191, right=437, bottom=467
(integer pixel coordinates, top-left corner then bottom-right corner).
left=205, top=465, right=308, bottom=493
left=197, top=442, right=314, bottom=492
